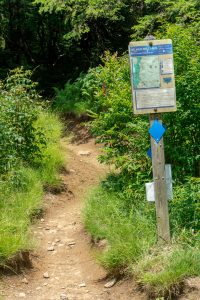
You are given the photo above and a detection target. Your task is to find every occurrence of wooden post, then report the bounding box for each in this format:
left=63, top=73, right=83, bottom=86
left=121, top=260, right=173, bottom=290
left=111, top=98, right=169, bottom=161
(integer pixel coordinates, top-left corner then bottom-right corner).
left=150, top=113, right=170, bottom=243
left=129, top=37, right=175, bottom=243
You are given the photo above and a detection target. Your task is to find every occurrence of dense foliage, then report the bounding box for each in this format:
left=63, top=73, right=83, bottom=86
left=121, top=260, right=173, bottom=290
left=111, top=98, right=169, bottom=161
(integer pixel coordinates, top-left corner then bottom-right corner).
left=55, top=25, right=200, bottom=179
left=0, top=68, right=45, bottom=175
left=1, top=0, right=200, bottom=95
left=53, top=70, right=99, bottom=115
left=132, top=0, right=200, bottom=39
left=0, top=69, right=64, bottom=262
left=0, top=0, right=145, bottom=93
left=170, top=178, right=200, bottom=232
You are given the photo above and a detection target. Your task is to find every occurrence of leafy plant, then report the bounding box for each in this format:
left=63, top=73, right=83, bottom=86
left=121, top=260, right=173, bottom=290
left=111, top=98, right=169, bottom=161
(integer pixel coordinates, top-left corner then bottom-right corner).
left=0, top=68, right=46, bottom=175
left=53, top=69, right=100, bottom=115
left=0, top=61, right=68, bottom=268
left=163, top=25, right=200, bottom=178
left=170, top=178, right=200, bottom=232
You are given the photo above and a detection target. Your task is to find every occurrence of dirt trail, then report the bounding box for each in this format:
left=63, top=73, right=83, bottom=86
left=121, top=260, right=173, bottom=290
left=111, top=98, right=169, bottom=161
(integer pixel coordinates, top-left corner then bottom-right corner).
left=0, top=138, right=146, bottom=300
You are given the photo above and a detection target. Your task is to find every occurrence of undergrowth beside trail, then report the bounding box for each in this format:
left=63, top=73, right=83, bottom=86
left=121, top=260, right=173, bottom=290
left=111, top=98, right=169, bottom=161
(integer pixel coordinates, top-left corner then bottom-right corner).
left=83, top=181, right=200, bottom=298
left=0, top=110, right=64, bottom=265
left=84, top=187, right=156, bottom=273
left=35, top=111, right=65, bottom=186
left=135, top=246, right=200, bottom=296
left=0, top=167, right=43, bottom=261
left=0, top=70, right=65, bottom=267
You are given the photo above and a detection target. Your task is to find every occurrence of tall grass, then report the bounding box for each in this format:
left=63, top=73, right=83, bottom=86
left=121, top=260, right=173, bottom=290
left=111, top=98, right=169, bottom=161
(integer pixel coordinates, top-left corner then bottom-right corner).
left=0, top=167, right=43, bottom=261
left=84, top=187, right=156, bottom=273
left=0, top=111, right=65, bottom=264
left=134, top=245, right=200, bottom=296
left=35, top=111, right=65, bottom=186
left=83, top=183, right=200, bottom=297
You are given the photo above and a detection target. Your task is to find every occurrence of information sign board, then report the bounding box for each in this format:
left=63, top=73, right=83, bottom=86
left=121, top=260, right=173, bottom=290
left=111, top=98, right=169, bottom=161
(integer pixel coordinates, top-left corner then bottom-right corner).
left=129, top=39, right=176, bottom=114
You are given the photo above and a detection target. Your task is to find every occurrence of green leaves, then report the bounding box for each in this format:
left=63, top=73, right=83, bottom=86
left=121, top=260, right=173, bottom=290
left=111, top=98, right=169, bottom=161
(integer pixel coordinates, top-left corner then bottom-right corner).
left=53, top=69, right=99, bottom=115
left=163, top=25, right=200, bottom=178
left=34, top=0, right=125, bottom=19
left=0, top=68, right=46, bottom=175
left=33, top=0, right=141, bottom=46
left=85, top=53, right=151, bottom=180
left=170, top=178, right=200, bottom=231
left=132, top=0, right=200, bottom=39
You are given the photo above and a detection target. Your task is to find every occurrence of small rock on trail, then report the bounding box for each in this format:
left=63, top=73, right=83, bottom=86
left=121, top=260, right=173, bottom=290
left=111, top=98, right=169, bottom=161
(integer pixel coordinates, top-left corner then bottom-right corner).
left=60, top=293, right=68, bottom=300
left=79, top=282, right=86, bottom=288
left=43, top=272, right=50, bottom=279
left=21, top=278, right=28, bottom=284
left=19, top=292, right=26, bottom=298
left=104, top=278, right=117, bottom=288
left=47, top=246, right=55, bottom=251
left=78, top=150, right=91, bottom=156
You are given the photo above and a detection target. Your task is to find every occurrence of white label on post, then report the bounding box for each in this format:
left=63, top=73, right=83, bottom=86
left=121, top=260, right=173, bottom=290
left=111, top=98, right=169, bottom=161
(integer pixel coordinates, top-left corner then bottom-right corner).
left=165, top=164, right=173, bottom=200
left=146, top=164, right=173, bottom=202
left=145, top=182, right=155, bottom=202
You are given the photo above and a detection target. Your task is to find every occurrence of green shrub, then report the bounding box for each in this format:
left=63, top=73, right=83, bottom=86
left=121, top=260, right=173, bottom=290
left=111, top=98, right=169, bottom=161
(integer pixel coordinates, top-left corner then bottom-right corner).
left=0, top=68, right=46, bottom=175
left=163, top=25, right=200, bottom=178
left=170, top=178, right=200, bottom=232
left=88, top=53, right=151, bottom=186
left=0, top=69, right=65, bottom=264
left=53, top=69, right=100, bottom=115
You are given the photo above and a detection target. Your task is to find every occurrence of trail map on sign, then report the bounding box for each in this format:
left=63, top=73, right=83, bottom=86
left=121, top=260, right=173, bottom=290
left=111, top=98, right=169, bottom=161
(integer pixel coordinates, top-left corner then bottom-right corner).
left=129, top=39, right=176, bottom=114
left=132, top=56, right=160, bottom=89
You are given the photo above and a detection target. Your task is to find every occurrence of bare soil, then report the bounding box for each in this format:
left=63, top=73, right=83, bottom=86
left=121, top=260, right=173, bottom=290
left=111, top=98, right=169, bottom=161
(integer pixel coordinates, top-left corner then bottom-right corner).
left=179, top=278, right=200, bottom=300
left=0, top=138, right=146, bottom=300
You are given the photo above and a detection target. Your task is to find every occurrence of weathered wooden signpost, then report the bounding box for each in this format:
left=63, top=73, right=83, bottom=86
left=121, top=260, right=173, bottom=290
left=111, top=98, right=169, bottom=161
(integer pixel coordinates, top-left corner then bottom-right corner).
left=128, top=38, right=177, bottom=243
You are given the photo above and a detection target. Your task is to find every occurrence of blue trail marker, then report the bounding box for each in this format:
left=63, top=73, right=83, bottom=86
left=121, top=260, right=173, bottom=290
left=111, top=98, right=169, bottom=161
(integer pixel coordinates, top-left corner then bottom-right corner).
left=147, top=148, right=152, bottom=159
left=149, top=119, right=166, bottom=143
left=163, top=124, right=167, bottom=130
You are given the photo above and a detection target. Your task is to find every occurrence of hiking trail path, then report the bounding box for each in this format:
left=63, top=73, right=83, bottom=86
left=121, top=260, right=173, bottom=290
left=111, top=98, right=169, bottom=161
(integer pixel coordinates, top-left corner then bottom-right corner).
left=1, top=136, right=199, bottom=300
left=0, top=137, right=146, bottom=300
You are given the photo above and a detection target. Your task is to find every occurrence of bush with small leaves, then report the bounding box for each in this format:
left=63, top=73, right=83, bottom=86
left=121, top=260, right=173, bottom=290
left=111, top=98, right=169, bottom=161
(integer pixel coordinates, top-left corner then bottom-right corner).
left=0, top=68, right=46, bottom=176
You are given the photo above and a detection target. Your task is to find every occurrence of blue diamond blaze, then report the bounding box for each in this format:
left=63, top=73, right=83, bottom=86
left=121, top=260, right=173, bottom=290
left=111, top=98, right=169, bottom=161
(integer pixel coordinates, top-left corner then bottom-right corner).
left=149, top=119, right=166, bottom=143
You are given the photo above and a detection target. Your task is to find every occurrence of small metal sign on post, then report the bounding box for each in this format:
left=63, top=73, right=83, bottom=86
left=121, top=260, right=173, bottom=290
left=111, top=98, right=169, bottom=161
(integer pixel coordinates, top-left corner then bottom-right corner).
left=128, top=38, right=177, bottom=243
